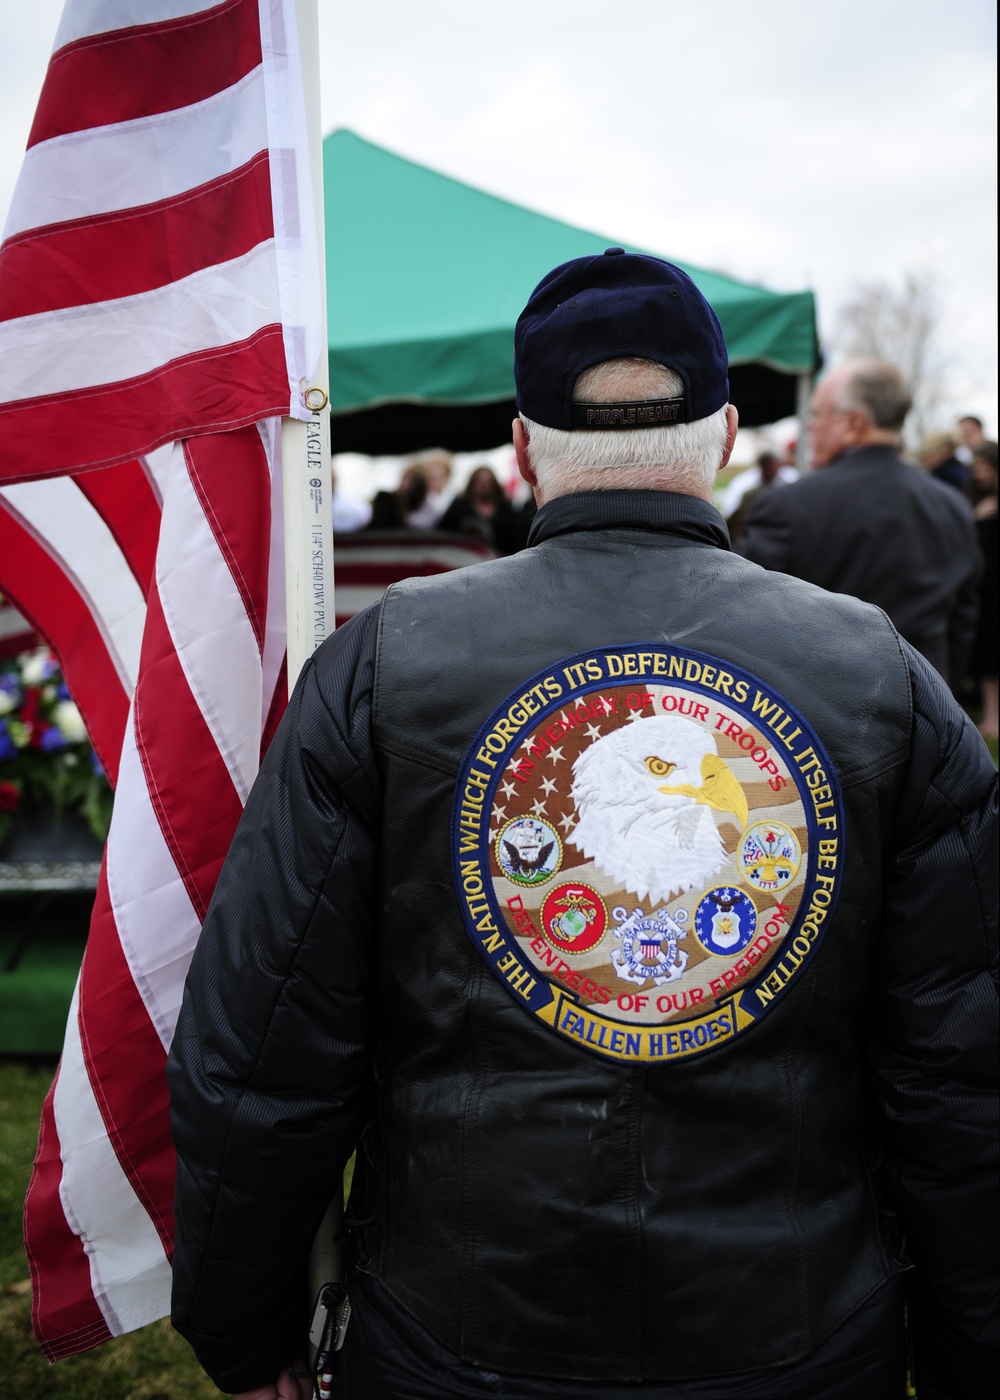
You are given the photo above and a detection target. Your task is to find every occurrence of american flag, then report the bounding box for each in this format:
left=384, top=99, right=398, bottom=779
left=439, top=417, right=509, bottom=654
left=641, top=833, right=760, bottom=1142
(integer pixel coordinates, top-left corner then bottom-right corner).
left=0, top=0, right=322, bottom=1358
left=329, top=530, right=495, bottom=626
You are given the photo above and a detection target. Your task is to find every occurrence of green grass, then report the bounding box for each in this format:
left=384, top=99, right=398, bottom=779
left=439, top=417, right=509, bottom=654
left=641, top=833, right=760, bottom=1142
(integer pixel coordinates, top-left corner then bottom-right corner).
left=0, top=1060, right=219, bottom=1399
left=0, top=893, right=90, bottom=1054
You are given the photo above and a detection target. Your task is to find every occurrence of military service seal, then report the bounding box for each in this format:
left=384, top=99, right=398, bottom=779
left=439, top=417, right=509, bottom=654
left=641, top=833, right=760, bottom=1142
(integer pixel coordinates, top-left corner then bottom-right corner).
left=452, top=644, right=843, bottom=1064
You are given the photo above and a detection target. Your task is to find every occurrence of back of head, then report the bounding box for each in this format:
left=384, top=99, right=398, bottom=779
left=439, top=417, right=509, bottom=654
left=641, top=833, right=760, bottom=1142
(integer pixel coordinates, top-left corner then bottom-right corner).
left=920, top=430, right=957, bottom=465
left=397, top=466, right=428, bottom=512
left=368, top=489, right=408, bottom=530
left=835, top=360, right=912, bottom=432
left=514, top=250, right=732, bottom=501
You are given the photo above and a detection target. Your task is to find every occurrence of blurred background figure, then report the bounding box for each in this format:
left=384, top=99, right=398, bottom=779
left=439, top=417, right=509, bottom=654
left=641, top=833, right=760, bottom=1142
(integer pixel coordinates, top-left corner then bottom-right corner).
left=365, top=489, right=409, bottom=530
left=967, top=441, right=998, bottom=738
left=439, top=465, right=529, bottom=555
left=331, top=467, right=373, bottom=532
left=398, top=449, right=455, bottom=529
left=717, top=442, right=795, bottom=529
left=954, top=414, right=994, bottom=468
left=737, top=360, right=980, bottom=689
left=919, top=431, right=968, bottom=494
left=396, top=463, right=431, bottom=527
left=722, top=448, right=798, bottom=543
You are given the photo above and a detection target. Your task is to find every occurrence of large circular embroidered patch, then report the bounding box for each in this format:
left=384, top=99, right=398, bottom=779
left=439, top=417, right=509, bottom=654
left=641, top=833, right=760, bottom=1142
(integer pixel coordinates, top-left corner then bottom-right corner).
left=451, top=645, right=843, bottom=1064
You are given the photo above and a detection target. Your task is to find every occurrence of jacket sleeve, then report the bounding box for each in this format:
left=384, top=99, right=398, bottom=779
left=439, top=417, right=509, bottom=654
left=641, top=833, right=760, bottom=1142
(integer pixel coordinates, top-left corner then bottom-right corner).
left=167, top=603, right=382, bottom=1394
left=867, top=645, right=999, bottom=1399
left=732, top=483, right=794, bottom=570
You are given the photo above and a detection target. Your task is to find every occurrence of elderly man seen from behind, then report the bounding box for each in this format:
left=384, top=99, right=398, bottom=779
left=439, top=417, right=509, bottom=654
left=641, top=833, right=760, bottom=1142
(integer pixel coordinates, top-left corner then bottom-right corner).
left=737, top=360, right=980, bottom=687
left=168, top=255, right=997, bottom=1400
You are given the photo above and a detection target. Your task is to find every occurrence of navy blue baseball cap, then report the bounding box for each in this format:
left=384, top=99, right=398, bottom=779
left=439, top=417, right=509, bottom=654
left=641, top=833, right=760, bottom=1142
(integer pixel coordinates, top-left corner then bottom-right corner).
left=514, top=248, right=729, bottom=430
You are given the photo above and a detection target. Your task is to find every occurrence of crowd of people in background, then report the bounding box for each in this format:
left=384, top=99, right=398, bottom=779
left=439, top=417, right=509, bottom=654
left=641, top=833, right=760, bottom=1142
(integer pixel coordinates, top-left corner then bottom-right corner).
left=332, top=448, right=536, bottom=555
left=329, top=393, right=997, bottom=739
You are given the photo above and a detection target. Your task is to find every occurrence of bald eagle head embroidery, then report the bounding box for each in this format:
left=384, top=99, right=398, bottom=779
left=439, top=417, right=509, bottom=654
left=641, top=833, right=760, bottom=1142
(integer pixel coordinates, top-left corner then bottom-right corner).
left=568, top=716, right=749, bottom=905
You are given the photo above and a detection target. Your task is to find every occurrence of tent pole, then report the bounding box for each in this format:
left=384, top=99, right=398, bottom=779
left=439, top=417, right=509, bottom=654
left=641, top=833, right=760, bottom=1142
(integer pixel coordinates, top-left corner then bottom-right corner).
left=794, top=373, right=811, bottom=474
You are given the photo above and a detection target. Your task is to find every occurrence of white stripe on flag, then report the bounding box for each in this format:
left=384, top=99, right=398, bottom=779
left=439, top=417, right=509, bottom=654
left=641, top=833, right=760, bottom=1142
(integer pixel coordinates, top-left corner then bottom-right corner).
left=4, top=65, right=268, bottom=242
left=142, top=445, right=175, bottom=507
left=0, top=242, right=280, bottom=403
left=106, top=722, right=202, bottom=1050
left=53, top=986, right=172, bottom=1336
left=0, top=478, right=145, bottom=690
left=155, top=446, right=265, bottom=804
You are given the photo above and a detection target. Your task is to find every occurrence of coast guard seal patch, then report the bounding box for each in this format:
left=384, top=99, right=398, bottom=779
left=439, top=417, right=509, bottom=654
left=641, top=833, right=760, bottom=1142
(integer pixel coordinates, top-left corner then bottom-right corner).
left=451, top=645, right=843, bottom=1064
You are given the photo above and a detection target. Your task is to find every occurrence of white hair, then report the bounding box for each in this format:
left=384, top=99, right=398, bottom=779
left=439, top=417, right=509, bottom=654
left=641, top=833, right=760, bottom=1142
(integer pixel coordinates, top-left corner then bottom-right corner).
left=522, top=359, right=730, bottom=500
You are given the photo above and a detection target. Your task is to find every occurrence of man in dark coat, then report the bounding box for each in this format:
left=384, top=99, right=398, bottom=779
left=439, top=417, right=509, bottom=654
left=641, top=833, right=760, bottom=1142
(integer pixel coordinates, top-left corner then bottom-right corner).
left=737, top=361, right=979, bottom=687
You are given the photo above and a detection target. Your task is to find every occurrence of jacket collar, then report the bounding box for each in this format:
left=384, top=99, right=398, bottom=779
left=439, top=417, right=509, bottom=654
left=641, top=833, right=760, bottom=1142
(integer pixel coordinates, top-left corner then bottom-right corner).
left=527, top=489, right=731, bottom=551
left=829, top=444, right=905, bottom=468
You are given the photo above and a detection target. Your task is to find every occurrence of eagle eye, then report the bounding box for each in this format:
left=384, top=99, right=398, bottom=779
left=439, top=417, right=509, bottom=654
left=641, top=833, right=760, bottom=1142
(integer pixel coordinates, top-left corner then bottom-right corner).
left=645, top=756, right=676, bottom=778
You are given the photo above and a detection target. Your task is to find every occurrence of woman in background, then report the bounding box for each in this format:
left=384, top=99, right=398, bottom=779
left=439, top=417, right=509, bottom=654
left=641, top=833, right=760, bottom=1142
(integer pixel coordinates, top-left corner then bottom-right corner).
left=439, top=465, right=529, bottom=555
left=968, top=441, right=998, bottom=738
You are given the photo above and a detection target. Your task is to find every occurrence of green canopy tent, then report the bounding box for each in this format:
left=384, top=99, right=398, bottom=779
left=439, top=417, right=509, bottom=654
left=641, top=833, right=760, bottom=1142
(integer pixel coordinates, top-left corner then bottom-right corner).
left=325, top=130, right=819, bottom=454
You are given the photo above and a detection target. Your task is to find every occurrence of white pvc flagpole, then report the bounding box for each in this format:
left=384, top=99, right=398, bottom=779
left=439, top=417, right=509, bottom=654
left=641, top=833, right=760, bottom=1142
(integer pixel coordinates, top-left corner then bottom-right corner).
left=283, top=1, right=348, bottom=1382
left=283, top=0, right=335, bottom=690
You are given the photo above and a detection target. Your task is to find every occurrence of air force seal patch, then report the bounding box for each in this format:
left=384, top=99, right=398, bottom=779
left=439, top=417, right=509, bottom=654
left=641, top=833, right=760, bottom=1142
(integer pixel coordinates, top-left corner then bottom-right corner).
left=451, top=645, right=843, bottom=1064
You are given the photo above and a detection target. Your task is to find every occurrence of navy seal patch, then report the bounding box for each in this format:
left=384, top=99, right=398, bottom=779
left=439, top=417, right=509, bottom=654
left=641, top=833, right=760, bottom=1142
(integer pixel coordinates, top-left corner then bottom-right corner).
left=452, top=645, right=843, bottom=1064
left=495, top=816, right=561, bottom=885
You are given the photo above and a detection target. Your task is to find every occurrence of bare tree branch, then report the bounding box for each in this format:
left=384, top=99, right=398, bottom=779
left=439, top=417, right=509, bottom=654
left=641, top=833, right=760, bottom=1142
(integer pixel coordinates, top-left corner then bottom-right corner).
left=834, top=270, right=951, bottom=447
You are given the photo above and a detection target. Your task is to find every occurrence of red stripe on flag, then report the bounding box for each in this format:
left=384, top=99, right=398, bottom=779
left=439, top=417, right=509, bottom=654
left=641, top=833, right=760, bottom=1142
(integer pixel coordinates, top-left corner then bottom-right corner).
left=29, top=0, right=262, bottom=147
left=133, top=586, right=245, bottom=922
left=0, top=326, right=289, bottom=483
left=261, top=653, right=288, bottom=759
left=0, top=156, right=274, bottom=322
left=184, top=426, right=272, bottom=655
left=77, top=865, right=176, bottom=1255
left=75, top=461, right=162, bottom=599
left=0, top=501, right=130, bottom=783
left=24, top=1070, right=113, bottom=1361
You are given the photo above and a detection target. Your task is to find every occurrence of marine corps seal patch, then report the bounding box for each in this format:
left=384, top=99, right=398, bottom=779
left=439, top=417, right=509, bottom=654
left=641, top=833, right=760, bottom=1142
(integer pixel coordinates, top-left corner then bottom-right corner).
left=452, top=645, right=843, bottom=1064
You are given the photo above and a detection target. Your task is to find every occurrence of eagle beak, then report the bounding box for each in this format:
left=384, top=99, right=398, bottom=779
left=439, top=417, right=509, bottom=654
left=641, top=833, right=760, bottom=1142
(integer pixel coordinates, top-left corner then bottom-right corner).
left=660, top=754, right=749, bottom=829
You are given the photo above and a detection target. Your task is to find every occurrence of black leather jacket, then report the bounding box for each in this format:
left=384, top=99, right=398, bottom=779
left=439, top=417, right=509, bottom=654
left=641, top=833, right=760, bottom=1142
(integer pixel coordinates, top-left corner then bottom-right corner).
left=169, top=491, right=998, bottom=1397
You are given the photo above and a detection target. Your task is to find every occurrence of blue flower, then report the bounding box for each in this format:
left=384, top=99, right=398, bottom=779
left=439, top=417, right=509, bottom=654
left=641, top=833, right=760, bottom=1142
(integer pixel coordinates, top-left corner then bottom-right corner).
left=0, top=721, right=16, bottom=761
left=56, top=681, right=72, bottom=701
left=40, top=727, right=68, bottom=752
left=90, top=750, right=105, bottom=778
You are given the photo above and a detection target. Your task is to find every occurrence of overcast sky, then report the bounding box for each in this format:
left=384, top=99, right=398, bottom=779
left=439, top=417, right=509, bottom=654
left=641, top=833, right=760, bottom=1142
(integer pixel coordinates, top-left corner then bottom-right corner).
left=2, top=0, right=996, bottom=436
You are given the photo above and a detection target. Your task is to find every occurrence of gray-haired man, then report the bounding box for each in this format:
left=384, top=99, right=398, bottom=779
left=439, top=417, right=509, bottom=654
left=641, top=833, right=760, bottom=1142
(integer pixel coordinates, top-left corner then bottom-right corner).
left=738, top=359, right=980, bottom=688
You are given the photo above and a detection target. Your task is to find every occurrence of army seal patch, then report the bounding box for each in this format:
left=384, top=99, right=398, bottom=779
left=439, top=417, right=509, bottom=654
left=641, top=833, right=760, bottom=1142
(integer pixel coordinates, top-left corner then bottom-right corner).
left=452, top=645, right=843, bottom=1064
